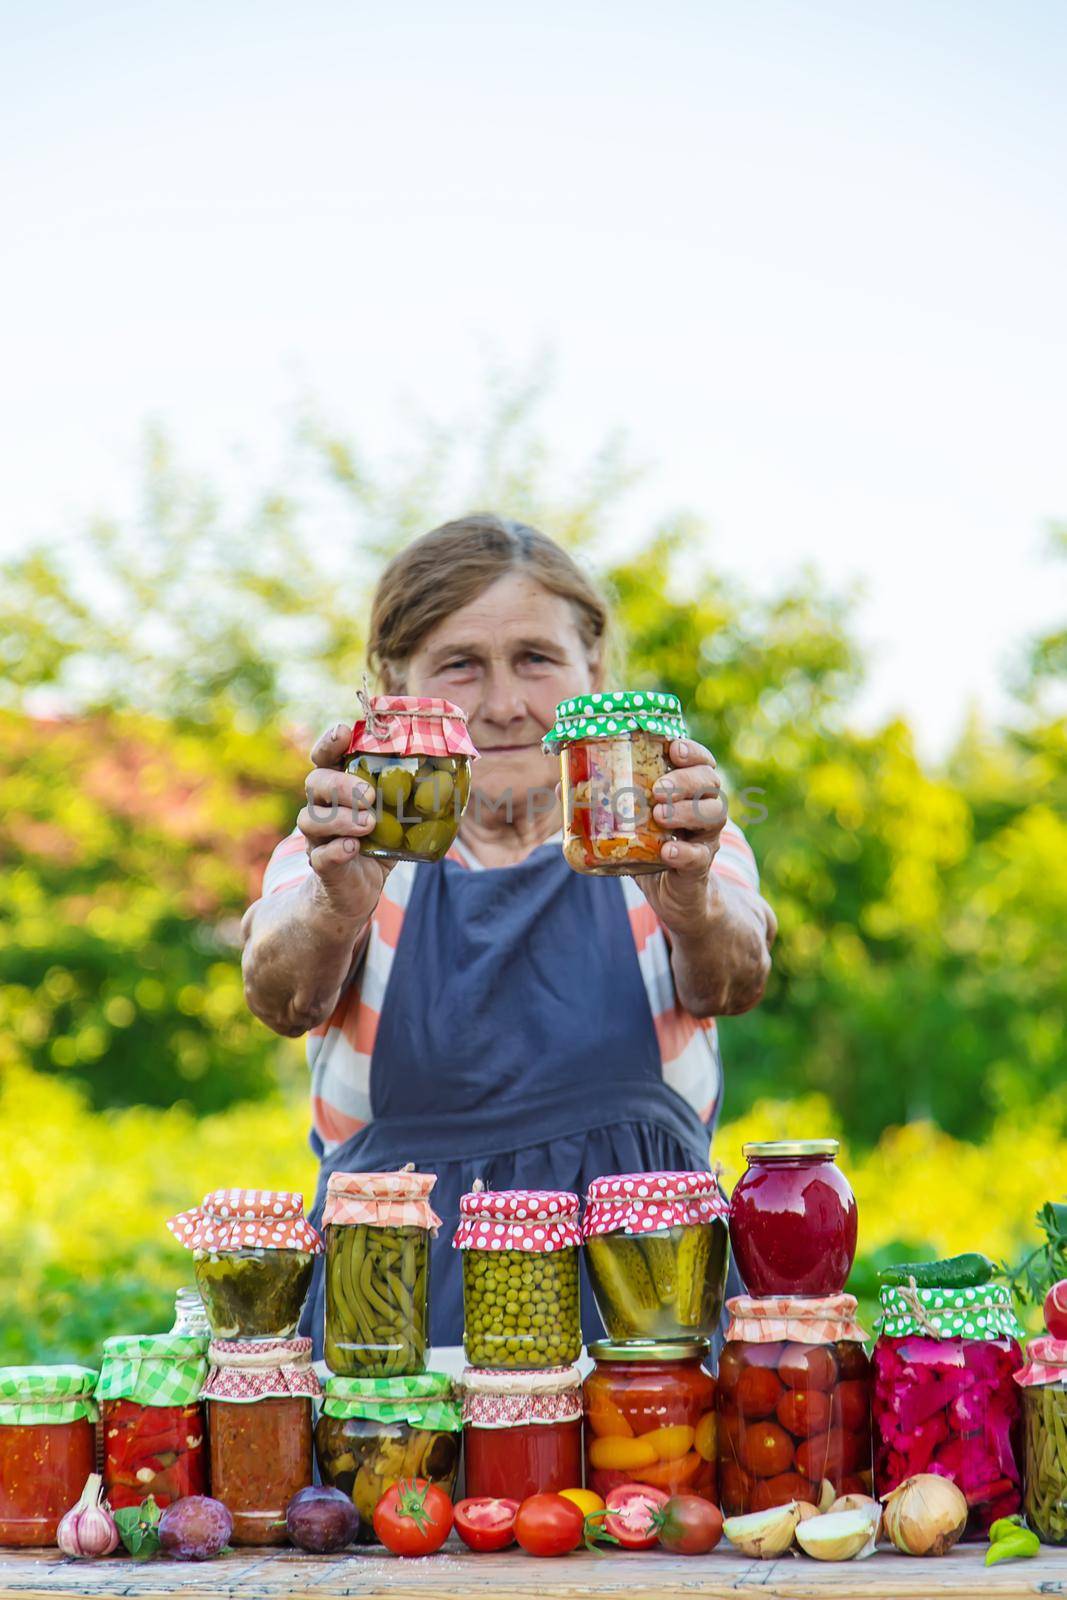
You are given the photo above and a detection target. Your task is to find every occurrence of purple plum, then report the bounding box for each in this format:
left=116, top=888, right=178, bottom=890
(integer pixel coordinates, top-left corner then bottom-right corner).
left=285, top=1485, right=359, bottom=1553
left=158, top=1496, right=233, bottom=1560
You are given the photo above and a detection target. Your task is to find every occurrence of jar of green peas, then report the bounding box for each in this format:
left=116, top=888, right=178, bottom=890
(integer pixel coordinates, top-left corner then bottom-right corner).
left=454, top=1188, right=582, bottom=1370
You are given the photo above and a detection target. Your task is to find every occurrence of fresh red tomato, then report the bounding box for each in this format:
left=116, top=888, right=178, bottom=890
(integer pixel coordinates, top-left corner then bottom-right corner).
left=453, top=1498, right=519, bottom=1553
left=513, top=1493, right=585, bottom=1557
left=373, top=1478, right=453, bottom=1557
left=652, top=1494, right=724, bottom=1555
left=603, top=1483, right=669, bottom=1550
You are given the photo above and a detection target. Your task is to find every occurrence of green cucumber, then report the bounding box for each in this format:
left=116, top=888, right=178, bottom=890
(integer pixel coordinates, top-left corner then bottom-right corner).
left=879, top=1251, right=995, bottom=1289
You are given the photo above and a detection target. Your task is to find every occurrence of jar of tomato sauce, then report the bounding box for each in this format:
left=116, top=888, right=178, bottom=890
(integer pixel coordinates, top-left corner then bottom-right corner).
left=462, top=1366, right=583, bottom=1501
left=716, top=1293, right=872, bottom=1516
left=202, top=1338, right=320, bottom=1546
left=96, top=1334, right=208, bottom=1510
left=0, top=1366, right=98, bottom=1546
left=583, top=1339, right=717, bottom=1502
left=728, top=1140, right=857, bottom=1296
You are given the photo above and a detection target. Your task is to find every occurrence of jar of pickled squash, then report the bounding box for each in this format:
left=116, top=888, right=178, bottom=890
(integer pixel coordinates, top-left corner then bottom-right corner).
left=0, top=1366, right=98, bottom=1546
left=583, top=1170, right=729, bottom=1341
left=717, top=1294, right=872, bottom=1516
left=345, top=694, right=478, bottom=863
left=544, top=690, right=688, bottom=875
left=462, top=1366, right=583, bottom=1501
left=455, top=1188, right=582, bottom=1369
left=315, top=1373, right=461, bottom=1544
left=167, top=1188, right=323, bottom=1341
left=96, top=1334, right=208, bottom=1510
left=323, top=1168, right=439, bottom=1378
left=729, top=1140, right=858, bottom=1297
left=874, top=1281, right=1023, bottom=1538
left=584, top=1340, right=717, bottom=1502
left=202, top=1338, right=320, bottom=1546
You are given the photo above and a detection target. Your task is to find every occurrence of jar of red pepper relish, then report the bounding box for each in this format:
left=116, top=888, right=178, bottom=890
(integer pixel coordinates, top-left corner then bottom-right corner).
left=462, top=1367, right=583, bottom=1502
left=0, top=1366, right=98, bottom=1546
left=96, top=1334, right=207, bottom=1510
left=202, top=1338, right=320, bottom=1546
left=728, top=1140, right=858, bottom=1297
left=583, top=1340, right=717, bottom=1502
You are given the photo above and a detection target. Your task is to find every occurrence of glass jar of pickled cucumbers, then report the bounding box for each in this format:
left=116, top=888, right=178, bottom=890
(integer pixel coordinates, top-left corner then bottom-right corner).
left=454, top=1188, right=582, bottom=1369
left=583, top=1171, right=730, bottom=1341
left=166, top=1189, right=323, bottom=1341
left=344, top=695, right=478, bottom=863
left=323, top=1169, right=440, bottom=1378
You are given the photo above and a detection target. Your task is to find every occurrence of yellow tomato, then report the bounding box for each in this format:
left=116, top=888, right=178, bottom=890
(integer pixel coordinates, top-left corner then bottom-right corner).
left=694, top=1410, right=717, bottom=1462
left=643, top=1424, right=696, bottom=1462
left=559, top=1488, right=605, bottom=1517
left=588, top=1434, right=659, bottom=1471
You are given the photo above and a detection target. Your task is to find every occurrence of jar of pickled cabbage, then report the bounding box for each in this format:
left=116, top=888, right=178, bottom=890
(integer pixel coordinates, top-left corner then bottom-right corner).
left=96, top=1334, right=208, bottom=1510
left=315, top=1373, right=461, bottom=1544
left=462, top=1366, right=583, bottom=1501
left=345, top=694, right=478, bottom=863
left=717, top=1293, right=872, bottom=1516
left=583, top=1170, right=729, bottom=1341
left=455, top=1188, right=582, bottom=1369
left=584, top=1340, right=717, bottom=1502
left=202, top=1338, right=320, bottom=1546
left=167, top=1188, right=323, bottom=1341
left=543, top=690, right=688, bottom=875
left=0, top=1366, right=98, bottom=1546
left=729, top=1140, right=857, bottom=1297
left=873, top=1280, right=1023, bottom=1538
left=323, top=1168, right=439, bottom=1378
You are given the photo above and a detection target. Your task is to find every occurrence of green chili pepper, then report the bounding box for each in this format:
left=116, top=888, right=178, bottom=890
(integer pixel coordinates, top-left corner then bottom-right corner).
left=989, top=1514, right=1026, bottom=1542
left=985, top=1528, right=1040, bottom=1565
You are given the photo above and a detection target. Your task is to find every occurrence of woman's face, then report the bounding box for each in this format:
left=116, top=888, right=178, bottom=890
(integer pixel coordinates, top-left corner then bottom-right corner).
left=403, top=571, right=600, bottom=818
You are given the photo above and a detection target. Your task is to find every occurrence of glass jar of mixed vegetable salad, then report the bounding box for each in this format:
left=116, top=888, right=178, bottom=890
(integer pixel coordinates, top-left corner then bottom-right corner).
left=455, top=1188, right=582, bottom=1369
left=584, top=1340, right=717, bottom=1502
left=323, top=1168, right=439, bottom=1378
left=167, top=1188, right=322, bottom=1341
left=0, top=1366, right=98, bottom=1546
left=344, top=694, right=478, bottom=863
left=96, top=1334, right=208, bottom=1510
left=544, top=691, right=688, bottom=876
left=462, top=1366, right=583, bottom=1502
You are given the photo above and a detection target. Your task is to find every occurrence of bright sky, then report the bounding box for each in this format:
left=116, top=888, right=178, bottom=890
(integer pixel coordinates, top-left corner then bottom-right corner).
left=3, top=0, right=1065, bottom=754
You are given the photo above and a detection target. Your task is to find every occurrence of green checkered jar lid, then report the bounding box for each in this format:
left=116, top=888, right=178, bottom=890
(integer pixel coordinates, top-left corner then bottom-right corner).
left=0, top=1365, right=99, bottom=1425
left=321, top=1371, right=461, bottom=1431
left=878, top=1281, right=1024, bottom=1341
left=543, top=690, right=687, bottom=747
left=96, top=1332, right=209, bottom=1407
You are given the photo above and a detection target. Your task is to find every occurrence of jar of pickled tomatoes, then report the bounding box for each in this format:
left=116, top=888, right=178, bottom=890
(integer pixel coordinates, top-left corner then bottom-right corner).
left=716, top=1294, right=872, bottom=1516
left=583, top=1339, right=717, bottom=1502
left=0, top=1366, right=98, bottom=1546
left=462, top=1367, right=583, bottom=1502
left=728, top=1139, right=857, bottom=1297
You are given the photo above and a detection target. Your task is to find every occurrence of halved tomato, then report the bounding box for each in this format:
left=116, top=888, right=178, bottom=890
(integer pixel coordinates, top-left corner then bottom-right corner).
left=603, top=1483, right=670, bottom=1550
left=453, top=1498, right=519, bottom=1553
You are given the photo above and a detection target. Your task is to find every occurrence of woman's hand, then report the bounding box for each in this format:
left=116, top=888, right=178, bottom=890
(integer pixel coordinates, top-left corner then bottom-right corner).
left=637, top=738, right=728, bottom=934
left=298, top=722, right=392, bottom=925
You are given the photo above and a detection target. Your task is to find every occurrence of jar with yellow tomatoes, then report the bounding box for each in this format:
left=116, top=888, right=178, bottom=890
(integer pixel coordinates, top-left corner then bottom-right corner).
left=583, top=1339, right=717, bottom=1503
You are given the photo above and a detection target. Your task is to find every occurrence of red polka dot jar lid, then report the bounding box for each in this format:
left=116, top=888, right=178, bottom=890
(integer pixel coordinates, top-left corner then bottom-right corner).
left=167, top=1189, right=324, bottom=1254
left=583, top=1171, right=728, bottom=1238
left=453, top=1188, right=581, bottom=1253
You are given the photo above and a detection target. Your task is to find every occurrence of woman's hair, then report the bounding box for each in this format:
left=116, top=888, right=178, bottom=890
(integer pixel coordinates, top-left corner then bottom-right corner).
left=368, top=513, right=612, bottom=685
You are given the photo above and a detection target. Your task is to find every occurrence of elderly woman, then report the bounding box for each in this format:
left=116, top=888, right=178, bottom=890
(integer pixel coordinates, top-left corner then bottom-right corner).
left=242, top=513, right=776, bottom=1346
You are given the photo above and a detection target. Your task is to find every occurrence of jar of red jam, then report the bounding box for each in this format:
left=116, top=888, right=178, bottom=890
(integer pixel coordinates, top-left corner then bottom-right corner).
left=716, top=1292, right=872, bottom=1516
left=462, top=1366, right=583, bottom=1501
left=0, top=1366, right=98, bottom=1546
left=583, top=1340, right=717, bottom=1502
left=728, top=1139, right=857, bottom=1296
left=96, top=1334, right=208, bottom=1510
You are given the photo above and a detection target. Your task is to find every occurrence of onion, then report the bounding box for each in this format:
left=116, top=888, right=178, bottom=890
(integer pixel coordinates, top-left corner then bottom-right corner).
left=880, top=1474, right=967, bottom=1557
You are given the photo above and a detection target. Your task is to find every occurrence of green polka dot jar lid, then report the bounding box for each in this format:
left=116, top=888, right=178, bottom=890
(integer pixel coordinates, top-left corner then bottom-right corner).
left=543, top=690, right=687, bottom=747
left=878, top=1281, right=1023, bottom=1341
left=453, top=1189, right=582, bottom=1252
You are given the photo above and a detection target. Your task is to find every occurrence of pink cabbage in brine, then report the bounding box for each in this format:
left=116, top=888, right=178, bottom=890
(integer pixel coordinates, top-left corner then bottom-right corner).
left=872, top=1335, right=1023, bottom=1538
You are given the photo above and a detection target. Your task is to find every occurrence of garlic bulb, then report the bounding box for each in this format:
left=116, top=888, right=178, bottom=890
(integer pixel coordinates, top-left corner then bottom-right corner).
left=796, top=1506, right=880, bottom=1561
left=56, top=1474, right=119, bottom=1559
left=880, top=1473, right=967, bottom=1557
left=723, top=1502, right=802, bottom=1559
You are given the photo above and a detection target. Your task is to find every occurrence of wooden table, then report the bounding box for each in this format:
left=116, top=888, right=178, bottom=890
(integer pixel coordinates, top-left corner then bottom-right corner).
left=1, top=1543, right=1065, bottom=1600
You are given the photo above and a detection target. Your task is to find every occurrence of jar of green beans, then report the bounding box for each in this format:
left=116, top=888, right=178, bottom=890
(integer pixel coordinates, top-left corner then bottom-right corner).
left=1017, top=1308, right=1067, bottom=1544
left=454, top=1188, right=582, bottom=1370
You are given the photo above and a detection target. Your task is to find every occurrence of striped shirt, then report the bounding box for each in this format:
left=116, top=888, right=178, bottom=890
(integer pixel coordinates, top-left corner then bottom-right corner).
left=260, top=820, right=763, bottom=1157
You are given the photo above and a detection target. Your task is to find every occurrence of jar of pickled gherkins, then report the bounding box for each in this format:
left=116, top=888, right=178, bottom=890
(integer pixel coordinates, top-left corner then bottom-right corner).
left=454, top=1188, right=582, bottom=1369
left=324, top=1168, right=439, bottom=1378
left=543, top=690, right=688, bottom=876
left=729, top=1140, right=858, bottom=1297
left=202, top=1338, right=320, bottom=1546
left=0, top=1366, right=98, bottom=1546
left=96, top=1334, right=208, bottom=1510
left=345, top=694, right=478, bottom=863
left=717, top=1294, right=872, bottom=1517
left=874, top=1280, right=1023, bottom=1538
left=167, top=1188, right=323, bottom=1341
left=583, top=1170, right=729, bottom=1341
left=315, top=1373, right=461, bottom=1544
left=1015, top=1320, right=1067, bottom=1543
left=584, top=1340, right=717, bottom=1502
left=462, top=1366, right=583, bottom=1501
